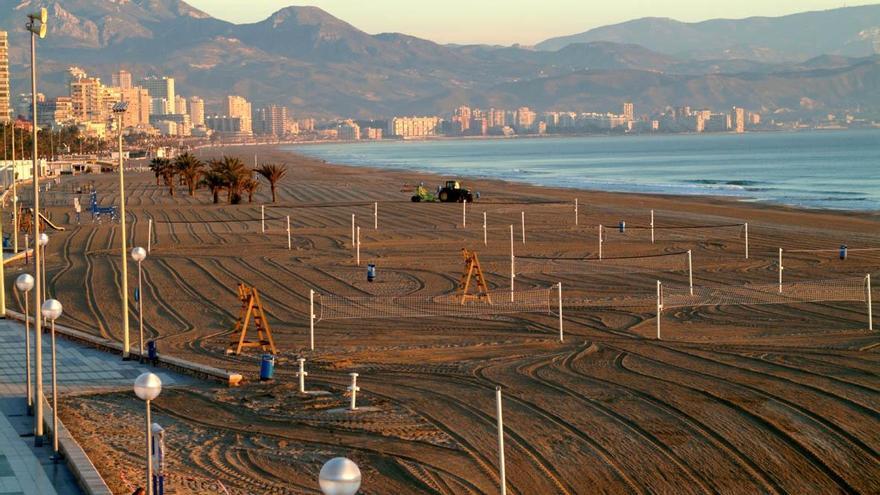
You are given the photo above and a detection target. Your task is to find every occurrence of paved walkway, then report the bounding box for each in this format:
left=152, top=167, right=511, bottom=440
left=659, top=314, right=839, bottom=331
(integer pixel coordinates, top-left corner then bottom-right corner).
left=0, top=318, right=197, bottom=494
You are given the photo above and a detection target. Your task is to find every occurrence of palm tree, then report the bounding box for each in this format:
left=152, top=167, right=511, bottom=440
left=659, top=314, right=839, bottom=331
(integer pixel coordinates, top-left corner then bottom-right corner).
left=175, top=152, right=204, bottom=196
left=218, top=156, right=249, bottom=204
left=255, top=163, right=287, bottom=203
left=201, top=170, right=226, bottom=204
left=149, top=157, right=166, bottom=186
left=150, top=157, right=175, bottom=196
left=242, top=175, right=261, bottom=204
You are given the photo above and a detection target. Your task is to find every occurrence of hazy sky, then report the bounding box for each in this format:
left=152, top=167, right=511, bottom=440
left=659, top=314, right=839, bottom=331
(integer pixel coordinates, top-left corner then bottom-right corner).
left=185, top=0, right=878, bottom=45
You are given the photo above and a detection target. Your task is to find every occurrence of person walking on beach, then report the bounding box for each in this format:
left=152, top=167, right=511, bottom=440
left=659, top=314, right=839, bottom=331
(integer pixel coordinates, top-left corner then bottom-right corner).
left=73, top=197, right=82, bottom=224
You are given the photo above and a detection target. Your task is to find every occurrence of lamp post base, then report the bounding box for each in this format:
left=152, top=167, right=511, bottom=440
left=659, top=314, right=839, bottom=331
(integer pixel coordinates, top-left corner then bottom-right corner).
left=27, top=404, right=33, bottom=416
left=34, top=435, right=44, bottom=447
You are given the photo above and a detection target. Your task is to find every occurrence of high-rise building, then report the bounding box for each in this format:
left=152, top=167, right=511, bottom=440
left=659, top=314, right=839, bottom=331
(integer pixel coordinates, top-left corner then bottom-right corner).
left=112, top=70, right=132, bottom=90
left=139, top=76, right=176, bottom=114
left=732, top=106, right=745, bottom=133
left=0, top=31, right=9, bottom=123
left=36, top=97, right=73, bottom=128
left=189, top=96, right=205, bottom=126
left=487, top=108, right=505, bottom=128
left=175, top=95, right=187, bottom=116
left=226, top=95, right=252, bottom=134
left=120, top=87, right=151, bottom=127
left=515, top=107, right=536, bottom=131
left=623, top=102, right=634, bottom=121
left=70, top=71, right=106, bottom=123
left=254, top=105, right=288, bottom=137
left=338, top=120, right=360, bottom=140
left=388, top=116, right=441, bottom=138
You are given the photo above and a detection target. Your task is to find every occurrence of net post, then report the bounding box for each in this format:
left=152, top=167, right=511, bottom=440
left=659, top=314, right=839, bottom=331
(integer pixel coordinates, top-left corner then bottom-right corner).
left=261, top=205, right=265, bottom=233
left=688, top=250, right=693, bottom=295
left=351, top=214, right=355, bottom=249
left=778, top=248, right=783, bottom=293
left=656, top=280, right=662, bottom=340
left=309, top=289, right=315, bottom=350
left=483, top=211, right=487, bottom=246
left=574, top=198, right=578, bottom=226
left=147, top=218, right=152, bottom=252
left=650, top=210, right=654, bottom=244
left=374, top=202, right=378, bottom=230
left=744, top=223, right=749, bottom=259
left=496, top=386, right=507, bottom=495
left=521, top=211, right=525, bottom=244
left=598, top=224, right=603, bottom=260
left=509, top=225, right=515, bottom=302
left=286, top=216, right=291, bottom=250
left=557, top=282, right=564, bottom=343
left=356, top=226, right=361, bottom=266
left=867, top=274, right=873, bottom=331
left=462, top=200, right=467, bottom=228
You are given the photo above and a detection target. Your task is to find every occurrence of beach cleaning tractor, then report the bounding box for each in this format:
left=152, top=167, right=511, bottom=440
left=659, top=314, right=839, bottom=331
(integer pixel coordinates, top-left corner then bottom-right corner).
left=412, top=180, right=475, bottom=202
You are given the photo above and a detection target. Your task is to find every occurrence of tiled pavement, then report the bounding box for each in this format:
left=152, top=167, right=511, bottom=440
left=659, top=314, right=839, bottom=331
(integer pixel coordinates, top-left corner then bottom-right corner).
left=0, top=318, right=197, bottom=494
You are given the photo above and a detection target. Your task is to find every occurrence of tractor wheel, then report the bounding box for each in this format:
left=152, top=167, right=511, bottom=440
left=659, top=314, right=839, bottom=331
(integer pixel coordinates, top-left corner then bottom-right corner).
left=411, top=196, right=420, bottom=202
left=439, top=191, right=449, bottom=202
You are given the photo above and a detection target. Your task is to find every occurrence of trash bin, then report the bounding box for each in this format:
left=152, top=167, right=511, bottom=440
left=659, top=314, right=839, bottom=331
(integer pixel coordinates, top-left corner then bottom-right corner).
left=260, top=354, right=275, bottom=381
left=367, top=264, right=376, bottom=282
left=147, top=340, right=158, bottom=363
left=619, top=221, right=626, bottom=233
left=840, top=244, right=848, bottom=260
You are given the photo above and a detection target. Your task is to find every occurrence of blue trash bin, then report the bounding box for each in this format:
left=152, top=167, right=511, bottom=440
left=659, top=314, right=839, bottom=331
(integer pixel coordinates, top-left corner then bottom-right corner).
left=367, top=264, right=376, bottom=282
left=147, top=341, right=158, bottom=363
left=260, top=354, right=275, bottom=381
left=840, top=244, right=847, bottom=260
left=619, top=221, right=626, bottom=233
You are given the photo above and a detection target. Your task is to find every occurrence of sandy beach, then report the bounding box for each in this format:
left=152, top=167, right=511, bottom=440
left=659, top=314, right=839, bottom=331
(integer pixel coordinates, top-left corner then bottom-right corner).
left=9, top=144, right=879, bottom=494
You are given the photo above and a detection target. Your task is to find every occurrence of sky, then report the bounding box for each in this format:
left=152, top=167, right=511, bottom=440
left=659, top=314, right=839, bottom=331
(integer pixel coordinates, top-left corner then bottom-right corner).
left=184, top=0, right=879, bottom=45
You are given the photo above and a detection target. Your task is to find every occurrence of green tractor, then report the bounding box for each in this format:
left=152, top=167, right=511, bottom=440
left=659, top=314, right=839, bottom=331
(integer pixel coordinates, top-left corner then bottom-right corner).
left=411, top=180, right=476, bottom=202
left=410, top=184, right=436, bottom=202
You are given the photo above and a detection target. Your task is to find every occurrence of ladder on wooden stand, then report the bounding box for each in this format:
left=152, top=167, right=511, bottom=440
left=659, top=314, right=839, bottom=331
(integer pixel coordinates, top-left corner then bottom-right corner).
left=226, top=283, right=277, bottom=355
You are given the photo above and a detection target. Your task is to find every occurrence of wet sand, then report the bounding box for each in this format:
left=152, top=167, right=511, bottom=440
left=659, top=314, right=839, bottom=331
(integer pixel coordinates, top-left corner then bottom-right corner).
left=10, top=144, right=879, bottom=494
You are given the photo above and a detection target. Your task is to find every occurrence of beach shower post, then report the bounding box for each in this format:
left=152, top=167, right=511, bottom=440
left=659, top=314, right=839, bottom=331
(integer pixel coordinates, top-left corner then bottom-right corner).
left=348, top=373, right=360, bottom=410
left=297, top=358, right=308, bottom=393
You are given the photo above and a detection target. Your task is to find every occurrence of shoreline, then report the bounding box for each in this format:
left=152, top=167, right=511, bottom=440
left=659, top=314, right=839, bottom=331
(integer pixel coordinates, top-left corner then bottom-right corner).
left=258, top=145, right=880, bottom=225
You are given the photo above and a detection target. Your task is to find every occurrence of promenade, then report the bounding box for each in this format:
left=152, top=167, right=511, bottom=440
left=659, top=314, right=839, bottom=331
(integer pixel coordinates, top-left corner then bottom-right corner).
left=0, top=318, right=195, bottom=494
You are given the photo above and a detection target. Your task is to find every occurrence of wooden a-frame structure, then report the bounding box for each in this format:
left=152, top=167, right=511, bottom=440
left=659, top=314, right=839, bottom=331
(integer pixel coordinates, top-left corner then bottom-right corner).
left=459, top=248, right=492, bottom=304
left=226, top=283, right=277, bottom=355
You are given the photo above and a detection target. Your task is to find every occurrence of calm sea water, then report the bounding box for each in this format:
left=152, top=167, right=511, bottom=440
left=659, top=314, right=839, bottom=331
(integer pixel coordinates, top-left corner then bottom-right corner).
left=289, top=130, right=880, bottom=211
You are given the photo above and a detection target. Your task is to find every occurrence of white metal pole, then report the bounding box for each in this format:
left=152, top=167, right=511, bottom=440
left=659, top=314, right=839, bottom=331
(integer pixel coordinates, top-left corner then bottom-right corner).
left=138, top=261, right=144, bottom=359
left=496, top=386, right=506, bottom=495
left=483, top=211, right=487, bottom=246
left=261, top=205, right=265, bottom=233
left=557, top=282, right=564, bottom=343
left=147, top=218, right=152, bottom=253
left=463, top=200, right=467, bottom=228
left=509, top=225, right=515, bottom=302
left=778, top=248, right=783, bottom=293
left=374, top=202, right=378, bottom=230
left=349, top=373, right=359, bottom=410
left=744, top=223, right=749, bottom=259
left=51, top=320, right=58, bottom=456
left=521, top=211, right=525, bottom=244
left=297, top=358, right=307, bottom=393
left=867, top=274, right=873, bottom=331
left=598, top=224, right=603, bottom=260
left=356, top=226, right=360, bottom=266
left=688, top=250, right=693, bottom=296
left=309, top=289, right=315, bottom=351
left=656, top=280, right=662, bottom=340
left=650, top=209, right=655, bottom=244
left=574, top=198, right=578, bottom=226
left=25, top=295, right=32, bottom=414
left=31, top=30, right=45, bottom=445
left=286, top=216, right=291, bottom=250
left=11, top=125, right=17, bottom=254
left=146, top=400, right=153, bottom=495
left=351, top=214, right=355, bottom=249
left=117, top=113, right=131, bottom=360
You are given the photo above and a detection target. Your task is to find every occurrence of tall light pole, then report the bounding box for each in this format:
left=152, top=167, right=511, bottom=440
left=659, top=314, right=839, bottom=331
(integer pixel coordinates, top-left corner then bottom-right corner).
left=113, top=102, right=131, bottom=359
left=131, top=247, right=146, bottom=360
left=134, top=373, right=162, bottom=495
left=15, top=274, right=34, bottom=416
left=41, top=298, right=62, bottom=460
left=38, top=232, right=48, bottom=303
left=26, top=6, right=47, bottom=447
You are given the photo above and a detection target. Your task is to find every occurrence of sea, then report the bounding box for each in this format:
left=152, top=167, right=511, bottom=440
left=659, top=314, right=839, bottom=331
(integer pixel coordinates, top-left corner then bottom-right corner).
left=289, top=129, right=880, bottom=211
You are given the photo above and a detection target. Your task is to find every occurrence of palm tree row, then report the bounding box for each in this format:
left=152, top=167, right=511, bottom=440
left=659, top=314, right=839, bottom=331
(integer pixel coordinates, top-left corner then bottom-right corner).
left=148, top=154, right=287, bottom=205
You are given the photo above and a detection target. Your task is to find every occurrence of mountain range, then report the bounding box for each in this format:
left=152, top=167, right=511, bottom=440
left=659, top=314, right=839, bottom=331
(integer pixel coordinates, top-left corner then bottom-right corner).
left=1, top=1, right=879, bottom=119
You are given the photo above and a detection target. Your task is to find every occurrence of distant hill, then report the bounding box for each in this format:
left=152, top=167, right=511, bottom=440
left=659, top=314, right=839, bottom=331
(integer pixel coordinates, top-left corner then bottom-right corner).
left=536, top=5, right=880, bottom=62
left=1, top=1, right=878, bottom=118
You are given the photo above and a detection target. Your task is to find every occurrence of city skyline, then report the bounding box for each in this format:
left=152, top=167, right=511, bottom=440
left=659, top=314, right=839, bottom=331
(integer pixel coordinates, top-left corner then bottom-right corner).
left=185, top=0, right=878, bottom=45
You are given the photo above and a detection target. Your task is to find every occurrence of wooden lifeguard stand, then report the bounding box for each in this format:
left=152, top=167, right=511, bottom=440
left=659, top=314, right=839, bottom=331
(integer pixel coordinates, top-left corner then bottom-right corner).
left=459, top=248, right=492, bottom=304
left=226, top=283, right=277, bottom=355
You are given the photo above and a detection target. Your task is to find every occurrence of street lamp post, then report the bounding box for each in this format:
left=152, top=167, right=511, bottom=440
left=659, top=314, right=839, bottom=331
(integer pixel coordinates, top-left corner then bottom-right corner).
left=319, top=457, right=361, bottom=495
left=113, top=102, right=131, bottom=359
left=15, top=274, right=34, bottom=415
left=38, top=232, right=48, bottom=303
left=131, top=247, right=146, bottom=360
left=134, top=372, right=162, bottom=495
left=25, top=6, right=47, bottom=447
left=41, top=298, right=62, bottom=460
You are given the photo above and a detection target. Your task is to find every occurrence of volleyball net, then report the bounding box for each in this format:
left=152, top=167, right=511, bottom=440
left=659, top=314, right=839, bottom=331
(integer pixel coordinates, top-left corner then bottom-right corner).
left=602, top=223, right=746, bottom=242
left=316, top=286, right=555, bottom=321
left=515, top=251, right=690, bottom=276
